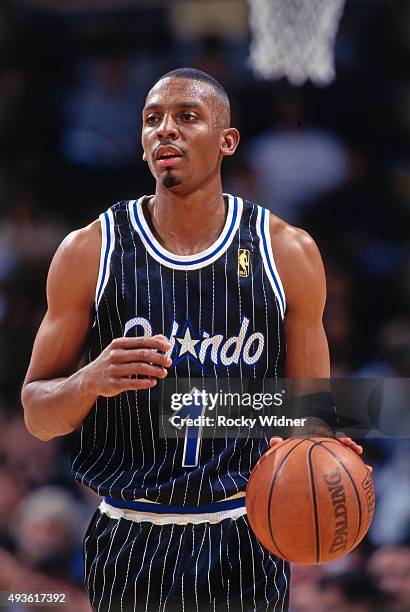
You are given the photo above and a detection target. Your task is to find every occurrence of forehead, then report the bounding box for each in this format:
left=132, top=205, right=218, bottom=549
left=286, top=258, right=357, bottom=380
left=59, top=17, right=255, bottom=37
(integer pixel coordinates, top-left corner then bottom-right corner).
left=144, top=77, right=217, bottom=111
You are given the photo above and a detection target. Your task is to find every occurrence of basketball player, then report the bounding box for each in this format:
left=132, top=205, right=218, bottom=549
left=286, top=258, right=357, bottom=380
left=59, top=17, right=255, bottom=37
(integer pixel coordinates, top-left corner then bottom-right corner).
left=22, top=68, right=366, bottom=611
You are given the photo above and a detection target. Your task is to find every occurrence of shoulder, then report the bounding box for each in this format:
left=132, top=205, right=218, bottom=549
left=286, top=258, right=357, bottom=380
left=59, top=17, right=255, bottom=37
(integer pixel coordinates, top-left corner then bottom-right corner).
left=52, top=198, right=134, bottom=286
left=54, top=219, right=101, bottom=268
left=269, top=212, right=322, bottom=265
left=46, top=220, right=101, bottom=309
left=267, top=211, right=326, bottom=312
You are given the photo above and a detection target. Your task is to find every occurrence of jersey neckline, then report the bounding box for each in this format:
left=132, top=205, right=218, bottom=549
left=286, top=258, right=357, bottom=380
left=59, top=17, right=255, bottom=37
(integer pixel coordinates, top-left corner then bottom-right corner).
left=128, top=194, right=243, bottom=270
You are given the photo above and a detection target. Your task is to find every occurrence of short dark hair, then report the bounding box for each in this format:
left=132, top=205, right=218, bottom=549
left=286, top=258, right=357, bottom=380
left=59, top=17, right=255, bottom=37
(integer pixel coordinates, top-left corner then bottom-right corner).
left=152, top=67, right=230, bottom=126
left=159, top=68, right=228, bottom=100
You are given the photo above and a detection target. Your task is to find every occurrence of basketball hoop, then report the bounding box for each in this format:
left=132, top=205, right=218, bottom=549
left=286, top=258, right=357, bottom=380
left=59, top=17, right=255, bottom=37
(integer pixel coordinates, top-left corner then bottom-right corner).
left=247, top=0, right=346, bottom=86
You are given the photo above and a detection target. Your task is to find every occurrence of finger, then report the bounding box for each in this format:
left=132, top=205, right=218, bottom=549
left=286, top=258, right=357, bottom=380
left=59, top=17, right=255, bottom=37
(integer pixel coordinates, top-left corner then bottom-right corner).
left=269, top=437, right=284, bottom=448
left=113, top=336, right=172, bottom=352
left=118, top=377, right=158, bottom=391
left=335, top=435, right=352, bottom=442
left=348, top=443, right=363, bottom=454
left=112, top=363, right=168, bottom=378
left=113, top=350, right=172, bottom=367
left=337, top=437, right=363, bottom=454
left=342, top=443, right=363, bottom=455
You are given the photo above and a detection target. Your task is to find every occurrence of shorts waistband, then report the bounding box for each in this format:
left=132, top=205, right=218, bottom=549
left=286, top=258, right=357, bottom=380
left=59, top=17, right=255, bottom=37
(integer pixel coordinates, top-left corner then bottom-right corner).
left=104, top=493, right=246, bottom=515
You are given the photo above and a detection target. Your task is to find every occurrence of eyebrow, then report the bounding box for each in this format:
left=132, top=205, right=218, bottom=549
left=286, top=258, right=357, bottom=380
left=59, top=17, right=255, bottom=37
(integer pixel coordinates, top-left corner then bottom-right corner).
left=143, top=101, right=204, bottom=113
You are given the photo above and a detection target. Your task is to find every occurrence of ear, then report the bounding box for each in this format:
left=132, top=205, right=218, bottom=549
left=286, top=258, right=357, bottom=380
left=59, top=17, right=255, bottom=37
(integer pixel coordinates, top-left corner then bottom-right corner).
left=220, top=128, right=240, bottom=158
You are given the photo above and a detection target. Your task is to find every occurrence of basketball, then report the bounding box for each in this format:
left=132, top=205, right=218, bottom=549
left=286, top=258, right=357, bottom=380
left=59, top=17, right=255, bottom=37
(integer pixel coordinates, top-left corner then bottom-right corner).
left=246, top=437, right=375, bottom=564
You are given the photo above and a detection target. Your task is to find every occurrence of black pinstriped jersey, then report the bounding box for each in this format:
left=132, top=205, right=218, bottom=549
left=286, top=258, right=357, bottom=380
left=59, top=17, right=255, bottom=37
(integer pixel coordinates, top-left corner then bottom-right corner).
left=71, top=194, right=286, bottom=506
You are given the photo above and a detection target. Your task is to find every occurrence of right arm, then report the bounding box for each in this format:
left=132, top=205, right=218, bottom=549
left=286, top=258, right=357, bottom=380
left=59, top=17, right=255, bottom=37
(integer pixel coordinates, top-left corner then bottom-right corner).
left=21, top=220, right=171, bottom=442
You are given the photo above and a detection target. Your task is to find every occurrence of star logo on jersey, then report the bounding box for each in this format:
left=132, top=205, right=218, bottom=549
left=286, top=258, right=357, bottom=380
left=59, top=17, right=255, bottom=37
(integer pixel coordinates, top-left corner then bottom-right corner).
left=175, top=324, right=200, bottom=359
left=124, top=316, right=265, bottom=367
left=238, top=249, right=250, bottom=277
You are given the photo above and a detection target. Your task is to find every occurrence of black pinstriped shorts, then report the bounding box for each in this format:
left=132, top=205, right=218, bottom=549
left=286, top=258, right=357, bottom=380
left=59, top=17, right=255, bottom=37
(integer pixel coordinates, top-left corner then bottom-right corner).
left=83, top=509, right=290, bottom=612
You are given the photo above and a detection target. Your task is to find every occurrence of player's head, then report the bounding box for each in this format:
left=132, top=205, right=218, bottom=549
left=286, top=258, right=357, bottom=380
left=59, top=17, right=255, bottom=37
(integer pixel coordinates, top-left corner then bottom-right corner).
left=157, top=68, right=232, bottom=126
left=142, top=67, right=239, bottom=193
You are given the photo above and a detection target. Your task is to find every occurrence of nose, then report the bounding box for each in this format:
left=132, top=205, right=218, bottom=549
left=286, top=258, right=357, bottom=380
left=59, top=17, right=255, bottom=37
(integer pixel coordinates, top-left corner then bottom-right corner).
left=156, top=113, right=179, bottom=140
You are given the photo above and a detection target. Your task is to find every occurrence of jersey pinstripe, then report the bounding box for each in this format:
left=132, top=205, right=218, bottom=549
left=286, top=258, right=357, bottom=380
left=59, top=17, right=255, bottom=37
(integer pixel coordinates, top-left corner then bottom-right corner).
left=83, top=510, right=290, bottom=611
left=72, top=194, right=286, bottom=506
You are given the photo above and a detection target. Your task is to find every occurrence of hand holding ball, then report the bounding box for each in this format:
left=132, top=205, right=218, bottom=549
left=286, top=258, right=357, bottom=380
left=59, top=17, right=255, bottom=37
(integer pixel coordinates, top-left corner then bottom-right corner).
left=246, top=437, right=375, bottom=564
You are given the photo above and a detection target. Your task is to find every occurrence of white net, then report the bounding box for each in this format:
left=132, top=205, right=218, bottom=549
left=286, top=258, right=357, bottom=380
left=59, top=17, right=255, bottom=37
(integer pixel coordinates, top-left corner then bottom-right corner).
left=247, top=0, right=346, bottom=86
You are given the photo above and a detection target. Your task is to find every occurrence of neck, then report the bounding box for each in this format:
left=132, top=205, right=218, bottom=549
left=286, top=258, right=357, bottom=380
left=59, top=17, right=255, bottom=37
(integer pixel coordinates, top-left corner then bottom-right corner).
left=145, top=179, right=227, bottom=256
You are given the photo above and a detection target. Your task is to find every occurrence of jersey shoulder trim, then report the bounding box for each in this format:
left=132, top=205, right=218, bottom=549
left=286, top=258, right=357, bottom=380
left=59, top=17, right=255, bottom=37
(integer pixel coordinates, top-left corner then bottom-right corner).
left=128, top=193, right=243, bottom=270
left=95, top=208, right=115, bottom=309
left=255, top=205, right=286, bottom=319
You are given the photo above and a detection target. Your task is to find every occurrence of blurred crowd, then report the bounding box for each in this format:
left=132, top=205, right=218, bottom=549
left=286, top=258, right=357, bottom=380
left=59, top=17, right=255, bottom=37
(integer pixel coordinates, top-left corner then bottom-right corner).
left=0, top=0, right=409, bottom=610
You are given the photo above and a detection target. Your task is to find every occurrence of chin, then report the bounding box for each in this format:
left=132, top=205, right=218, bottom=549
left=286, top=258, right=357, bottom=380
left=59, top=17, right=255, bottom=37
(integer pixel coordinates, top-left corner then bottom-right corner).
left=162, top=175, right=182, bottom=189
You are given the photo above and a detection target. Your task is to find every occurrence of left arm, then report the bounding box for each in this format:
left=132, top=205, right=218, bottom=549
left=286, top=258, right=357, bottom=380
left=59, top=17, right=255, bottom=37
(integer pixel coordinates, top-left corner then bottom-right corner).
left=275, top=224, right=330, bottom=380
left=270, top=217, right=363, bottom=456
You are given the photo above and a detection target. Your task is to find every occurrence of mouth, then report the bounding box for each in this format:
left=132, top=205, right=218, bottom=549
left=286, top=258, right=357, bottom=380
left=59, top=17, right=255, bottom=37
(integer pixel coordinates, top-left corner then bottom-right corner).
left=157, top=155, right=183, bottom=167
left=155, top=146, right=184, bottom=167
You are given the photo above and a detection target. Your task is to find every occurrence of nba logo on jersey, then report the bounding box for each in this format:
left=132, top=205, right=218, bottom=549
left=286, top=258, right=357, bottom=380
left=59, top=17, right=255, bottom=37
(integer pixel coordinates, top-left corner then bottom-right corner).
left=238, top=248, right=250, bottom=277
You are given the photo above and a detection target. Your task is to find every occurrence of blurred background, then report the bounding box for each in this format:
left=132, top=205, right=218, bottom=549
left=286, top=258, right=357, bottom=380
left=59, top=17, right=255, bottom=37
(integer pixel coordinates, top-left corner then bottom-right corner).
left=0, top=0, right=409, bottom=610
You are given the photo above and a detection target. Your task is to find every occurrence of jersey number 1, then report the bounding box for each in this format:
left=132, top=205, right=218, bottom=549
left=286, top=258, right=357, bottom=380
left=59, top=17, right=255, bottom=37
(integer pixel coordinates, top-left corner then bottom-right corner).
left=179, top=388, right=205, bottom=468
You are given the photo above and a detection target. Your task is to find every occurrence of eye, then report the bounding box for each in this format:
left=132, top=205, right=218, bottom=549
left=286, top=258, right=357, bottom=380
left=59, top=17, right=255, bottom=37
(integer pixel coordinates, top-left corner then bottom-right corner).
left=145, top=114, right=159, bottom=125
left=181, top=112, right=196, bottom=121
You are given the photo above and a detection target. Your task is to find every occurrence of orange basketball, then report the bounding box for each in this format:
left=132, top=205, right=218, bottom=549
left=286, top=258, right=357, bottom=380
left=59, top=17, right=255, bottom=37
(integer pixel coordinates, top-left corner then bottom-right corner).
left=246, top=437, right=375, bottom=564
